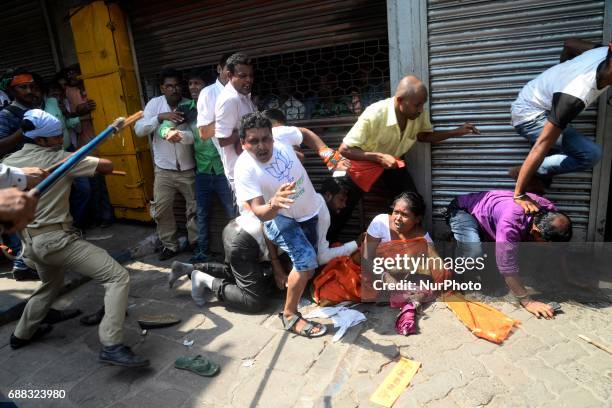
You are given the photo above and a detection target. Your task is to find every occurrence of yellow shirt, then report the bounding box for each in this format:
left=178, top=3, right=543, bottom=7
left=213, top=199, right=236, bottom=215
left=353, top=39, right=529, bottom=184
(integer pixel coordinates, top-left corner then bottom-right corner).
left=3, top=143, right=99, bottom=228
left=342, top=97, right=433, bottom=157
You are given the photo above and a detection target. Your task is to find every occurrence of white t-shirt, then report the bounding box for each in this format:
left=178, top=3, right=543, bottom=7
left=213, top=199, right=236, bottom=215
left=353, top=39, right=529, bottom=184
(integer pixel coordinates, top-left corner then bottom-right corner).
left=214, top=83, right=255, bottom=182
left=511, top=47, right=609, bottom=126
left=367, top=214, right=433, bottom=243
left=271, top=125, right=302, bottom=146
left=235, top=212, right=269, bottom=260
left=234, top=141, right=321, bottom=222
left=196, top=79, right=224, bottom=152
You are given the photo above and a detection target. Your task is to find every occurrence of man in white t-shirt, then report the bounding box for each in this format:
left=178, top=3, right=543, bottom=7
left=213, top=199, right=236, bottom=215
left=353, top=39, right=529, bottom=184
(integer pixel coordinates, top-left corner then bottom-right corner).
left=214, top=53, right=256, bottom=190
left=511, top=40, right=611, bottom=213
left=196, top=52, right=232, bottom=146
left=262, top=108, right=350, bottom=172
left=234, top=112, right=327, bottom=338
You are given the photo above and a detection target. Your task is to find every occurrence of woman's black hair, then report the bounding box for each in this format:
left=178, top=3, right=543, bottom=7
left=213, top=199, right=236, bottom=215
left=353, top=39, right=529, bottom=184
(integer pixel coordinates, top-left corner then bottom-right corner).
left=392, top=191, right=426, bottom=218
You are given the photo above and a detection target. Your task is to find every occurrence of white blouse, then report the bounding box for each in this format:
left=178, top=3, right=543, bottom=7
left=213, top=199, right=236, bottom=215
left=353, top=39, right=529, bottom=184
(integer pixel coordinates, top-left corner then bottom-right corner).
left=366, top=214, right=433, bottom=243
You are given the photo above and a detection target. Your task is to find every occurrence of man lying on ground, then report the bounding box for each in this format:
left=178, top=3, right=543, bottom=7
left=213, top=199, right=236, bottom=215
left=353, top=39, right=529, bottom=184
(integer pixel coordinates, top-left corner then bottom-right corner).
left=446, top=190, right=572, bottom=318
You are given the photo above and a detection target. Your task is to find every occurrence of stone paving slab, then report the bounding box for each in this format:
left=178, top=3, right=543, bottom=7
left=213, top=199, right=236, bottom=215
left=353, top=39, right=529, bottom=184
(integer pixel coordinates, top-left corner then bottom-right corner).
left=1, top=252, right=610, bottom=408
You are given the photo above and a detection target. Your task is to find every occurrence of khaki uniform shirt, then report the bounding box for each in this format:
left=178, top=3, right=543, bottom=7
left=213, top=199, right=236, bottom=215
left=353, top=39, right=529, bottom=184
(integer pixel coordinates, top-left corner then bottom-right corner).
left=3, top=143, right=99, bottom=228
left=342, top=97, right=433, bottom=157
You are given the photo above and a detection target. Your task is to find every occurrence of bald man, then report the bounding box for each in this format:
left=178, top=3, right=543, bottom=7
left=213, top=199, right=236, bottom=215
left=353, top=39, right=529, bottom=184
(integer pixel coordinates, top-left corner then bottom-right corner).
left=329, top=75, right=478, bottom=241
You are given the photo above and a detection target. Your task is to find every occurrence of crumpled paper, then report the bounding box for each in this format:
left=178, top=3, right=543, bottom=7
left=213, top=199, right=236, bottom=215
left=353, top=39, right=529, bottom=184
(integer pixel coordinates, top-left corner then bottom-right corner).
left=305, top=302, right=366, bottom=342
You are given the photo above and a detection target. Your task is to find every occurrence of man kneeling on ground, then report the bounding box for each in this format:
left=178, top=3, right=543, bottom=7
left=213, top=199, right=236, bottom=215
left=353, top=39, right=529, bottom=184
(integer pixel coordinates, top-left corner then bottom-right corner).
left=169, top=211, right=280, bottom=312
left=169, top=176, right=359, bottom=311
left=4, top=110, right=149, bottom=367
left=446, top=190, right=572, bottom=319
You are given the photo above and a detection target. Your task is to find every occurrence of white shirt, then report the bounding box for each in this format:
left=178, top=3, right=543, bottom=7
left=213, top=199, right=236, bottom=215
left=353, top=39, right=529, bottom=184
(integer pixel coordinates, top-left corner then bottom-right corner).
left=234, top=140, right=321, bottom=222
left=367, top=214, right=433, bottom=243
left=0, top=164, right=26, bottom=190
left=511, top=47, right=609, bottom=126
left=315, top=193, right=358, bottom=264
left=214, top=83, right=255, bottom=182
left=235, top=212, right=269, bottom=260
left=271, top=125, right=303, bottom=145
left=134, top=96, right=195, bottom=171
left=196, top=79, right=224, bottom=152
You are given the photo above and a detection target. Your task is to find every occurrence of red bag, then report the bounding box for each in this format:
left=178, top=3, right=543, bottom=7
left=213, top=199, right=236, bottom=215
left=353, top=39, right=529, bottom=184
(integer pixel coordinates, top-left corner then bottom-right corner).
left=348, top=159, right=405, bottom=192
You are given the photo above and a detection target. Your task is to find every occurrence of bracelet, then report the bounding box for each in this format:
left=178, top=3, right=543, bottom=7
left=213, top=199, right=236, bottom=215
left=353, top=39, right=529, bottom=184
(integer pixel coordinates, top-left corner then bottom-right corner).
left=513, top=193, right=527, bottom=200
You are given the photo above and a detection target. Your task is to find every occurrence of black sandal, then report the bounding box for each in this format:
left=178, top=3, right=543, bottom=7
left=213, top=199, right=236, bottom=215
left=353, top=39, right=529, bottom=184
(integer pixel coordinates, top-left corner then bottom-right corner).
left=278, top=312, right=327, bottom=338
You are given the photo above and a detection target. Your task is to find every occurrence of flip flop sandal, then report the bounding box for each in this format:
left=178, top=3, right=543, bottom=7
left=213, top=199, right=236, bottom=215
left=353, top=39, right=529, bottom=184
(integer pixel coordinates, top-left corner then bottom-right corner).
left=278, top=312, right=327, bottom=338
left=137, top=314, right=181, bottom=330
left=175, top=355, right=220, bottom=377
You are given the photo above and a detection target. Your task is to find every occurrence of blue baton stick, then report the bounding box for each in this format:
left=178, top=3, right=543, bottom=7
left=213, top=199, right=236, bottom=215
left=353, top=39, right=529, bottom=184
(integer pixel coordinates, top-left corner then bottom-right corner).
left=29, top=111, right=143, bottom=197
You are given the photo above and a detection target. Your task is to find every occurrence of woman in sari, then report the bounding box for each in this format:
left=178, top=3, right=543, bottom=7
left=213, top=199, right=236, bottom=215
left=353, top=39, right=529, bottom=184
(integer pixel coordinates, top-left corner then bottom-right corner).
left=363, top=191, right=448, bottom=308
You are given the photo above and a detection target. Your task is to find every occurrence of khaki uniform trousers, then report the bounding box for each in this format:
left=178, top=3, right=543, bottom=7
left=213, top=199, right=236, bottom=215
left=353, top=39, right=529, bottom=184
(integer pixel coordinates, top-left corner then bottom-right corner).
left=153, top=167, right=197, bottom=251
left=16, top=227, right=129, bottom=347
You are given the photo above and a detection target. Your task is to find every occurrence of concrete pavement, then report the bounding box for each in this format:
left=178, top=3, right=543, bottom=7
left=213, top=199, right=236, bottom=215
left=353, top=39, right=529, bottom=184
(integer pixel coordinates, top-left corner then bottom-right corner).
left=0, top=224, right=610, bottom=407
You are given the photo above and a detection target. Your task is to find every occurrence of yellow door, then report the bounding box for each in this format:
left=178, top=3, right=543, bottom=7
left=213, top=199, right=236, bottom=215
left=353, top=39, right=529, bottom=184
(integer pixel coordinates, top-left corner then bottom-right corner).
left=70, top=1, right=153, bottom=220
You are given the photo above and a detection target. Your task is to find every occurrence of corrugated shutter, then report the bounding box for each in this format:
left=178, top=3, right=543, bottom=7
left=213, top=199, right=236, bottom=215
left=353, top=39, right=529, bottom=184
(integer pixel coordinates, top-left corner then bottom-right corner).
left=0, top=0, right=57, bottom=78
left=125, top=0, right=387, bottom=80
left=427, top=0, right=605, bottom=241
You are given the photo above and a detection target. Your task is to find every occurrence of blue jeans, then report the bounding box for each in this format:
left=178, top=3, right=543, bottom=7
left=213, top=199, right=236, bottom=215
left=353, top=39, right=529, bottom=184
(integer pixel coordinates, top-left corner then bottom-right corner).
left=194, top=172, right=237, bottom=255
left=264, top=214, right=318, bottom=272
left=446, top=201, right=484, bottom=262
left=515, top=114, right=602, bottom=180
left=69, top=176, right=91, bottom=228
left=3, top=233, right=27, bottom=270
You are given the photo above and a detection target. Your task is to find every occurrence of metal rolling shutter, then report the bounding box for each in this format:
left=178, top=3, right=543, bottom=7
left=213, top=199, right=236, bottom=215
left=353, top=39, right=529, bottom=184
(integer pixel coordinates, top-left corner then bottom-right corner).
left=126, top=0, right=387, bottom=81
left=0, top=0, right=57, bottom=79
left=427, top=0, right=605, bottom=241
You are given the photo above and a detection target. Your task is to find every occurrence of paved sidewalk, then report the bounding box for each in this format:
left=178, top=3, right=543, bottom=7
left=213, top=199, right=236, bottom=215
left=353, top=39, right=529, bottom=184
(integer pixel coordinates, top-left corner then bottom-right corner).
left=1, top=247, right=610, bottom=407
left=0, top=223, right=153, bottom=325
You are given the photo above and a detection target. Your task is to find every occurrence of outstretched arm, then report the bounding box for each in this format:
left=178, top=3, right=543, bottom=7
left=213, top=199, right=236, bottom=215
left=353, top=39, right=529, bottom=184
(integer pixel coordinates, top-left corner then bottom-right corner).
left=417, top=123, right=480, bottom=143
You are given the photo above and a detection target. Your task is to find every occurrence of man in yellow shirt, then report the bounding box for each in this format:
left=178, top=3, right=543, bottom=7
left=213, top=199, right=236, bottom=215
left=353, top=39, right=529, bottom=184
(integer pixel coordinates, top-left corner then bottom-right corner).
left=332, top=75, right=478, bottom=241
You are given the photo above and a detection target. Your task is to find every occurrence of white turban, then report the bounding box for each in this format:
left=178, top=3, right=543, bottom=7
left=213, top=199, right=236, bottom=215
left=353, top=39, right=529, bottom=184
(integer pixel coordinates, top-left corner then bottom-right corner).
left=22, top=109, right=63, bottom=139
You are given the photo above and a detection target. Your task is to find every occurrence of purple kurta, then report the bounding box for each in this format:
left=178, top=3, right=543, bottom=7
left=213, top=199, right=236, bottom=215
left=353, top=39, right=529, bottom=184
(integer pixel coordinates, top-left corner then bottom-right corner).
left=457, top=190, right=556, bottom=275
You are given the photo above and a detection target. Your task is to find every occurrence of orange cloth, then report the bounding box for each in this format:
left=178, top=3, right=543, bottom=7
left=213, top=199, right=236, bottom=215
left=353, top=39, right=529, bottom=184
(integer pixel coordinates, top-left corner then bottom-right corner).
left=348, top=159, right=405, bottom=192
left=443, top=293, right=520, bottom=344
left=313, top=237, right=449, bottom=306
left=312, top=256, right=377, bottom=305
left=376, top=238, right=451, bottom=284
left=10, top=74, right=34, bottom=86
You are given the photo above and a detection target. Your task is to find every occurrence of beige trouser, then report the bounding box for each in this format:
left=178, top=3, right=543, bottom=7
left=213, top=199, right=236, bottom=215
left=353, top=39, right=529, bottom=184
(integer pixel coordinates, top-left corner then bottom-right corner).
left=153, top=167, right=197, bottom=251
left=16, top=228, right=129, bottom=347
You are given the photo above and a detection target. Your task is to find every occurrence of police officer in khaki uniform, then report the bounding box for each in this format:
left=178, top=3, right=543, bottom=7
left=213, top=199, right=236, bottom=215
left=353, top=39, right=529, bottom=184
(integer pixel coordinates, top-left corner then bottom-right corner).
left=4, top=109, right=149, bottom=367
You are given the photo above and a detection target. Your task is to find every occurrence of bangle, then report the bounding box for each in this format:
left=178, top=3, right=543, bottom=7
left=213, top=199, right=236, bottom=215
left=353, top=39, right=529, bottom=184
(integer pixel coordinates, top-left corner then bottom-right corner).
left=514, top=193, right=527, bottom=200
